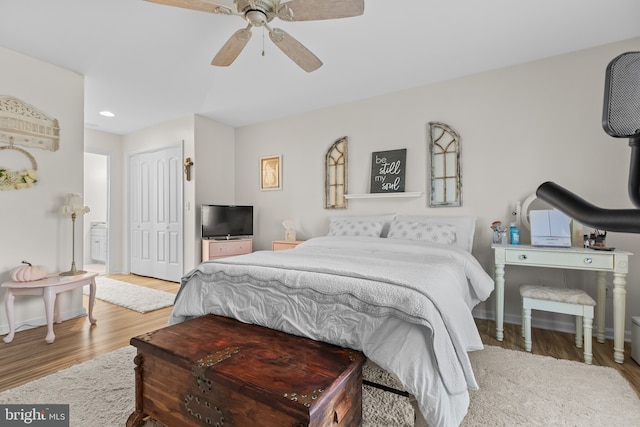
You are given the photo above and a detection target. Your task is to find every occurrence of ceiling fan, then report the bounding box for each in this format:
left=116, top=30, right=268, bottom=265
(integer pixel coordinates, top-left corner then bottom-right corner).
left=145, top=0, right=365, bottom=72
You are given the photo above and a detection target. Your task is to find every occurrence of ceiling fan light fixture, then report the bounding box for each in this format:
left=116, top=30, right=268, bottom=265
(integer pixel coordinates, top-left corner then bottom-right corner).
left=245, top=10, right=267, bottom=26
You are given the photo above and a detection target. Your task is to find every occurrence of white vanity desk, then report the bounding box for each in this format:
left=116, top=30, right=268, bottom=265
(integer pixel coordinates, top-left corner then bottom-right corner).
left=492, top=244, right=632, bottom=363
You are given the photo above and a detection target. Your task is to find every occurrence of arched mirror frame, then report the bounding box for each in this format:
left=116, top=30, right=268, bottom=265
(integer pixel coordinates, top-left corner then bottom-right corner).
left=325, top=136, right=348, bottom=209
left=520, top=193, right=555, bottom=230
left=428, top=122, right=461, bottom=207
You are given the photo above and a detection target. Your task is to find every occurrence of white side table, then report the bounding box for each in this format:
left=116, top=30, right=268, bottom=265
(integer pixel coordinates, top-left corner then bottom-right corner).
left=2, top=272, right=98, bottom=344
left=492, top=244, right=632, bottom=363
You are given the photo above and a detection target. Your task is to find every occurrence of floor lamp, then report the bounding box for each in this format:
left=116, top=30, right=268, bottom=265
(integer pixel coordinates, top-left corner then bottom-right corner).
left=60, top=193, right=90, bottom=276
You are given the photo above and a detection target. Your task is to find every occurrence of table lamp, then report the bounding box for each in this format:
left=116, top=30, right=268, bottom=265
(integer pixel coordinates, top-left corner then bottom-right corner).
left=60, top=193, right=90, bottom=276
left=282, top=219, right=296, bottom=241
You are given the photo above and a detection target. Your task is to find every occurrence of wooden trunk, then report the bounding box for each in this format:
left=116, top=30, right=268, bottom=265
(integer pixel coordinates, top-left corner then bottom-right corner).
left=126, top=314, right=365, bottom=427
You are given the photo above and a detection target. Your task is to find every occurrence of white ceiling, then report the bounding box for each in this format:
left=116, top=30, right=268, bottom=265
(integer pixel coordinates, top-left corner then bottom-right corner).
left=1, top=0, right=640, bottom=135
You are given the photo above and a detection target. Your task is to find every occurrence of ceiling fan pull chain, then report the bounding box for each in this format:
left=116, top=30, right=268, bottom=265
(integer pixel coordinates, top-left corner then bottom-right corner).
left=262, top=27, right=265, bottom=57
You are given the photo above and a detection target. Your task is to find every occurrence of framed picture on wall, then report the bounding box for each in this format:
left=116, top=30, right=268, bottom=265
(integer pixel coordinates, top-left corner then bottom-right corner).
left=260, top=155, right=282, bottom=191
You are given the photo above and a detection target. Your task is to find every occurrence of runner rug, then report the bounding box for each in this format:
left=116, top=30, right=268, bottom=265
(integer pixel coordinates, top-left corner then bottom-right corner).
left=83, top=276, right=175, bottom=313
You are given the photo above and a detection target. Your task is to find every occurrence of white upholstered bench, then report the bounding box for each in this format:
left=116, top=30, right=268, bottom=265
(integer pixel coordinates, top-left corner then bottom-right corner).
left=520, top=284, right=596, bottom=364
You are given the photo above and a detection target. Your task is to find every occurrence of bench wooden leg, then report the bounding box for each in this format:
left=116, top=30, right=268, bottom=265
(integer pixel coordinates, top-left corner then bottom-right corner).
left=523, top=303, right=532, bottom=352
left=584, top=317, right=593, bottom=364
left=584, top=307, right=594, bottom=365
left=576, top=316, right=583, bottom=348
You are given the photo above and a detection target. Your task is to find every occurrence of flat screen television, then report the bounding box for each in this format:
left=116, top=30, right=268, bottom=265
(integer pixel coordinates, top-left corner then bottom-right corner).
left=201, top=204, right=254, bottom=239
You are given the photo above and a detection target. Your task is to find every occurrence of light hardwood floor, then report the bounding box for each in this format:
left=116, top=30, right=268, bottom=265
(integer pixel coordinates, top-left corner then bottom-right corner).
left=0, top=274, right=179, bottom=392
left=1, top=274, right=640, bottom=399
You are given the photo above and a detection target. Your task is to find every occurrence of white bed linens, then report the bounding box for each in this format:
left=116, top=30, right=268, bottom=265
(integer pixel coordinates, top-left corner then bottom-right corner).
left=169, top=236, right=494, bottom=427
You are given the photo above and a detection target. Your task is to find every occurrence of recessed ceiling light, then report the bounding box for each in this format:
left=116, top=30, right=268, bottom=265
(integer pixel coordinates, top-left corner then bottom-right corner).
left=99, top=111, right=115, bottom=117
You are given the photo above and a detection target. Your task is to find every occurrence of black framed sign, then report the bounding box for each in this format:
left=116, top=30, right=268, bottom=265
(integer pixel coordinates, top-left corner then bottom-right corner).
left=370, top=149, right=406, bottom=193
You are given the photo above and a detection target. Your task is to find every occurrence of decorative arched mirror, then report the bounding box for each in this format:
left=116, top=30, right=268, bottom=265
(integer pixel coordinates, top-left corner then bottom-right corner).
left=325, top=136, right=347, bottom=209
left=520, top=193, right=554, bottom=230
left=428, top=122, right=461, bottom=207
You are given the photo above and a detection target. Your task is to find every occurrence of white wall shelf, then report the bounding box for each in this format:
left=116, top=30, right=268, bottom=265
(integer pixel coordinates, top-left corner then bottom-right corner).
left=344, top=192, right=423, bottom=200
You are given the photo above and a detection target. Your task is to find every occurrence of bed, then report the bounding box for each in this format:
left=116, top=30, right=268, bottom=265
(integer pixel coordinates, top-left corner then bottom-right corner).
left=169, top=215, right=494, bottom=427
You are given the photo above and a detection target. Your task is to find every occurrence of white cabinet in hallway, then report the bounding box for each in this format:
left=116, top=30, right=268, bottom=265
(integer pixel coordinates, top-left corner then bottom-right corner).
left=90, top=223, right=107, bottom=263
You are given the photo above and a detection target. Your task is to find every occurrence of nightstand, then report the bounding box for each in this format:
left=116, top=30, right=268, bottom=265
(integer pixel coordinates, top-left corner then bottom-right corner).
left=272, top=240, right=305, bottom=251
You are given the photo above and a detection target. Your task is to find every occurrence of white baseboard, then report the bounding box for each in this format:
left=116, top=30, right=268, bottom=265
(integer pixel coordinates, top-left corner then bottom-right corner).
left=0, top=308, right=87, bottom=336
left=473, top=308, right=630, bottom=342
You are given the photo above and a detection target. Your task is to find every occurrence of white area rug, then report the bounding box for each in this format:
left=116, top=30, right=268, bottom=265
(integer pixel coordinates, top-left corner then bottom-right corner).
left=2, top=345, right=639, bottom=427
left=83, top=276, right=175, bottom=313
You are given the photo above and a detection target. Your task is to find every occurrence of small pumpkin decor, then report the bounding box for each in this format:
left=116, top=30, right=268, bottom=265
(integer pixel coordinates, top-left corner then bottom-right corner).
left=10, top=260, right=49, bottom=282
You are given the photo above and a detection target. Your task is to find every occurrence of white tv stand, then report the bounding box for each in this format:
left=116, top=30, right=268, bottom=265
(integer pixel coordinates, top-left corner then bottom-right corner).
left=202, top=238, right=252, bottom=262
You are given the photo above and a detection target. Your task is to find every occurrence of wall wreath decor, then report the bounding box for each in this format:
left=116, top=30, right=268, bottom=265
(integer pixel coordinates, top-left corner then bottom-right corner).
left=0, top=144, right=38, bottom=190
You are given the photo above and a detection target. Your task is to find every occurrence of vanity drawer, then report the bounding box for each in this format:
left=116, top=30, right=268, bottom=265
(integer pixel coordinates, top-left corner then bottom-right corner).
left=505, top=249, right=614, bottom=270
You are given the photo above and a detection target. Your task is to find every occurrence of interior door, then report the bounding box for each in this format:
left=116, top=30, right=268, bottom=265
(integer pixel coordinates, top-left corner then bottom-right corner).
left=156, top=148, right=182, bottom=281
left=130, top=152, right=155, bottom=278
left=129, top=145, right=183, bottom=282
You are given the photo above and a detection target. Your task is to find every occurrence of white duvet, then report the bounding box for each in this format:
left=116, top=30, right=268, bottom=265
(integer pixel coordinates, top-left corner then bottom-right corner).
left=169, top=236, right=494, bottom=427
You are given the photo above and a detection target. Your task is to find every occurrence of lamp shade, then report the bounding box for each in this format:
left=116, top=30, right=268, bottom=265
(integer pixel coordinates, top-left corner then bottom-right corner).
left=282, top=219, right=294, bottom=230
left=282, top=219, right=296, bottom=241
left=62, top=193, right=90, bottom=216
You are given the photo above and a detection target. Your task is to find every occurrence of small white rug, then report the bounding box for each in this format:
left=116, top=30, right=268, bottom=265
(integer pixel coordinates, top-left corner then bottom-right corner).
left=83, top=276, right=175, bottom=313
left=1, top=345, right=639, bottom=427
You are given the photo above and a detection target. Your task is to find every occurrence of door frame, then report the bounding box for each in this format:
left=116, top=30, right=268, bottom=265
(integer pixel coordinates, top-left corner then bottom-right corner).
left=84, top=149, right=111, bottom=275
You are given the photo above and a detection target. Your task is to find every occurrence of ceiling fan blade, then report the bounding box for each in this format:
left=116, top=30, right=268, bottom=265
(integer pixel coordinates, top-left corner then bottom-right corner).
left=277, top=0, right=364, bottom=21
left=268, top=27, right=322, bottom=72
left=212, top=27, right=253, bottom=66
left=144, top=0, right=233, bottom=15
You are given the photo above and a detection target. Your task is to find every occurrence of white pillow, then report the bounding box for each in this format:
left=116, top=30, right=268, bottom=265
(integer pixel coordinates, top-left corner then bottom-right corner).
left=387, top=221, right=457, bottom=245
left=328, top=218, right=385, bottom=237
left=327, top=214, right=396, bottom=238
left=389, top=215, right=476, bottom=252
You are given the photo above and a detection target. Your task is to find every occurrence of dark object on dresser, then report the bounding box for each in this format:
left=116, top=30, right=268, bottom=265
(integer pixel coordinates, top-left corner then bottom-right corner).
left=126, top=314, right=365, bottom=427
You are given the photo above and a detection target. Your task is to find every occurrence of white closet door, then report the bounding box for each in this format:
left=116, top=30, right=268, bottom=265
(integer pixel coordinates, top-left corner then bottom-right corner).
left=130, top=152, right=157, bottom=278
left=129, top=145, right=183, bottom=282
left=154, top=147, right=182, bottom=281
